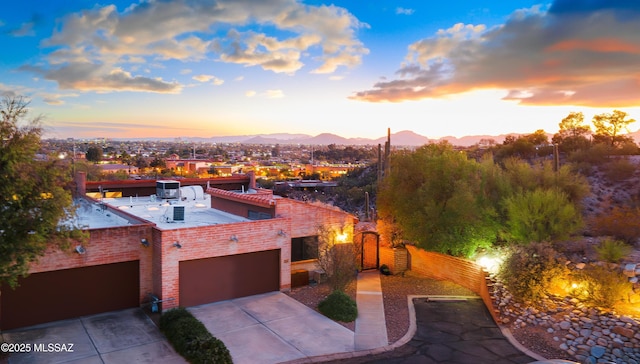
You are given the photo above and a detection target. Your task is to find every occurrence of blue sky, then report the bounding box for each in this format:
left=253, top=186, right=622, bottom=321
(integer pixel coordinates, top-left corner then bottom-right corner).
left=2, top=0, right=640, bottom=140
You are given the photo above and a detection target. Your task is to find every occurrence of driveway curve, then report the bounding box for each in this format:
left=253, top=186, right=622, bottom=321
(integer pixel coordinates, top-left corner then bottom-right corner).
left=323, top=297, right=538, bottom=364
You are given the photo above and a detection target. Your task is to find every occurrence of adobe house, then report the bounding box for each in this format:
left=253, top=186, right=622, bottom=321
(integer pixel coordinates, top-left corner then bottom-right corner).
left=0, top=174, right=355, bottom=330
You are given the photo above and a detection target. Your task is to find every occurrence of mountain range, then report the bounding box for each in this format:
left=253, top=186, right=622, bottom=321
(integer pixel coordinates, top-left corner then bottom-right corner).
left=195, top=130, right=519, bottom=147
left=123, top=129, right=640, bottom=147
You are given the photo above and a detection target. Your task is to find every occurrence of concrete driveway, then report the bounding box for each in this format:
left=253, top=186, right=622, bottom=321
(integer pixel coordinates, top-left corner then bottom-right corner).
left=188, top=291, right=355, bottom=364
left=2, top=308, right=185, bottom=364
left=2, top=292, right=355, bottom=364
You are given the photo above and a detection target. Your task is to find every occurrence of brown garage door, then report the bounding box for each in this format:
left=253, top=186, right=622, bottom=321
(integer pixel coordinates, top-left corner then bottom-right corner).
left=1, top=261, right=139, bottom=330
left=180, top=250, right=280, bottom=307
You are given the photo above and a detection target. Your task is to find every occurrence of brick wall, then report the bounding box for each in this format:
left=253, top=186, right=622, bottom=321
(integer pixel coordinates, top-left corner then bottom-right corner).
left=380, top=246, right=408, bottom=274
left=406, top=245, right=498, bottom=323
left=275, top=199, right=356, bottom=238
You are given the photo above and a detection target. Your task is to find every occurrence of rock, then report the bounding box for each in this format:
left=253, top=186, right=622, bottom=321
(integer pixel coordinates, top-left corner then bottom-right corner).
left=580, top=328, right=592, bottom=337
left=560, top=343, right=569, bottom=350
left=579, top=316, right=593, bottom=324
left=613, top=326, right=635, bottom=339
left=576, top=262, right=586, bottom=269
left=631, top=277, right=639, bottom=284
left=590, top=345, right=606, bottom=358
left=560, top=321, right=572, bottom=330
left=620, top=316, right=638, bottom=325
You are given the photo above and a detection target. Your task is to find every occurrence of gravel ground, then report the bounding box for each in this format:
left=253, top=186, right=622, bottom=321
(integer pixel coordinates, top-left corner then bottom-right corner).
left=286, top=271, right=564, bottom=360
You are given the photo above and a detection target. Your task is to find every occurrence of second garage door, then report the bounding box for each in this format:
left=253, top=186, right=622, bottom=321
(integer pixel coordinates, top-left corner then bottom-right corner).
left=179, top=249, right=280, bottom=307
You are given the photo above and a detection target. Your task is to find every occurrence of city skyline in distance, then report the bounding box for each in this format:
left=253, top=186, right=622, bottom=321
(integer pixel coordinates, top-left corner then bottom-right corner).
left=2, top=1, right=640, bottom=140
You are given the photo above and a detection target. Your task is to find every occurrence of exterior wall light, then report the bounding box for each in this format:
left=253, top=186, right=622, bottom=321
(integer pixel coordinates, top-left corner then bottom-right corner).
left=277, top=230, right=287, bottom=237
left=229, top=235, right=238, bottom=243
left=75, top=245, right=86, bottom=254
left=173, top=242, right=182, bottom=249
left=141, top=238, right=150, bottom=247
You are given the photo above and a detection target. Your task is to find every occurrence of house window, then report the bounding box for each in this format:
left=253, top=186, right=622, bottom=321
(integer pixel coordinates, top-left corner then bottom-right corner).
left=291, top=236, right=318, bottom=262
left=248, top=210, right=271, bottom=220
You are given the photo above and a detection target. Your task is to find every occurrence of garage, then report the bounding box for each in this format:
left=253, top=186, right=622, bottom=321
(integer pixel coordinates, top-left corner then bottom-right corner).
left=1, top=260, right=139, bottom=330
left=179, top=249, right=280, bottom=307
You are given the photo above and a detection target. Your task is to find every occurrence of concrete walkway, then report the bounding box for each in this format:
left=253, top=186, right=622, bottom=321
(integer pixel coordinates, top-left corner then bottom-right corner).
left=354, top=270, right=388, bottom=350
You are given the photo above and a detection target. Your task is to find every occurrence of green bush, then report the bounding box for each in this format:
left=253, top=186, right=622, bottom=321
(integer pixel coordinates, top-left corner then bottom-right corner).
left=318, top=290, right=358, bottom=322
left=499, top=242, right=568, bottom=302
left=159, top=307, right=232, bottom=364
left=594, top=238, right=632, bottom=263
left=603, top=158, right=636, bottom=181
left=577, top=265, right=632, bottom=309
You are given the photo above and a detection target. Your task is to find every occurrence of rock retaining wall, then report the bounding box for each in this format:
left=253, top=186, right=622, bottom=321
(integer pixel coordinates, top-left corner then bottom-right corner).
left=492, top=277, right=640, bottom=364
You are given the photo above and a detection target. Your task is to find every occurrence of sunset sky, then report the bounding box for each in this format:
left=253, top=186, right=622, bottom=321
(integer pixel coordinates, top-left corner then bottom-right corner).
left=2, top=0, right=640, bottom=140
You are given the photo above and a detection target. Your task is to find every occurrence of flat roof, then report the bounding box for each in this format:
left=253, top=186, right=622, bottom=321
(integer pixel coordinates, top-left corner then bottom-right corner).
left=76, top=193, right=250, bottom=230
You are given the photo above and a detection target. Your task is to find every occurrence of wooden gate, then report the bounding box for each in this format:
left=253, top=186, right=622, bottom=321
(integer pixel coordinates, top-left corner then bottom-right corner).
left=359, top=231, right=380, bottom=271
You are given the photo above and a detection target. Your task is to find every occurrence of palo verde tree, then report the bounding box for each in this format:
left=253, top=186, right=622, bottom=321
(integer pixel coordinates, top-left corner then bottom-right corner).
left=500, top=158, right=588, bottom=243
left=592, top=110, right=636, bottom=148
left=0, top=95, right=85, bottom=288
left=552, top=111, right=592, bottom=152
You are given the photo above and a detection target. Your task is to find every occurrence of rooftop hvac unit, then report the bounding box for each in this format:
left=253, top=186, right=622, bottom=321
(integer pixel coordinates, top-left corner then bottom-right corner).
left=156, top=180, right=180, bottom=199
left=164, top=205, right=185, bottom=222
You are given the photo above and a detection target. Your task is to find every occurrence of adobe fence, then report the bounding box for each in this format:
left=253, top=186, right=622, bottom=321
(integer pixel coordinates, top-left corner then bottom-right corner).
left=383, top=245, right=499, bottom=323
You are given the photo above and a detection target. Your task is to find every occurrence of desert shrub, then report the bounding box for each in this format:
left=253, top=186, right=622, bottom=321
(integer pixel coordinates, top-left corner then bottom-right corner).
left=503, top=188, right=582, bottom=243
left=590, top=205, right=640, bottom=243
left=318, top=290, right=358, bottom=322
left=567, top=144, right=610, bottom=166
left=575, top=265, right=632, bottom=309
left=594, top=238, right=632, bottom=263
left=499, top=242, right=569, bottom=302
left=603, top=158, right=636, bottom=181
left=159, top=307, right=232, bottom=364
left=316, top=225, right=358, bottom=292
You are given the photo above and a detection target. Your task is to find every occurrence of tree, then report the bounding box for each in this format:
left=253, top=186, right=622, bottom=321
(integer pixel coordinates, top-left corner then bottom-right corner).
left=377, top=142, right=500, bottom=257
left=0, top=95, right=85, bottom=288
left=592, top=110, right=636, bottom=148
left=85, top=146, right=103, bottom=162
left=552, top=112, right=591, bottom=153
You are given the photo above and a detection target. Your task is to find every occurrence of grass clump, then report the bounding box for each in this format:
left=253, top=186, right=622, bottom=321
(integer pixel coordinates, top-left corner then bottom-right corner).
left=594, top=237, right=632, bottom=263
left=159, top=307, right=232, bottom=364
left=318, top=290, right=358, bottom=322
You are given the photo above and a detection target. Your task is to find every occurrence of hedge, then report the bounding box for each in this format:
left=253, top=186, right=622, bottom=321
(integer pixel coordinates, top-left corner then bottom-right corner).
left=159, top=307, right=233, bottom=364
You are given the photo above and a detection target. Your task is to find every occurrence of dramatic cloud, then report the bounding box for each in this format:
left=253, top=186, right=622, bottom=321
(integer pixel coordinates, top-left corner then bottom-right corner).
left=352, top=1, right=640, bottom=107
left=26, top=0, right=367, bottom=93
